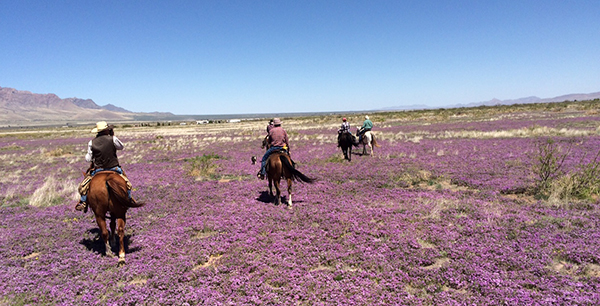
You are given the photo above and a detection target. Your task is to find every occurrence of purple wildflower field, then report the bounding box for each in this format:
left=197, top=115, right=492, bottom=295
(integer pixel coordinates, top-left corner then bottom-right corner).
left=1, top=107, right=600, bottom=305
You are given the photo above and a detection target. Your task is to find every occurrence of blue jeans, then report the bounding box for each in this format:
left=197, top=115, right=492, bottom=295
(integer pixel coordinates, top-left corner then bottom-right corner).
left=260, top=146, right=283, bottom=176
left=91, top=166, right=123, bottom=176
left=358, top=128, right=371, bottom=142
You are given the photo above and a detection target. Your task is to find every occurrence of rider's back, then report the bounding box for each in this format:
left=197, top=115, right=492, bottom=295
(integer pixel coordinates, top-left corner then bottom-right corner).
left=91, top=135, right=119, bottom=169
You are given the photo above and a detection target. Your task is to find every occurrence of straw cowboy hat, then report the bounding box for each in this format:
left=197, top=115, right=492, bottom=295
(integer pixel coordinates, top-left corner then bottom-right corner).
left=91, top=121, right=113, bottom=133
left=273, top=118, right=282, bottom=125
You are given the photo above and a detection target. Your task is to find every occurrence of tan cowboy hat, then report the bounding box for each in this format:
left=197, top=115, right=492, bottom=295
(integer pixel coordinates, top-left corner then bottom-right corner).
left=365, top=115, right=370, bottom=120
left=273, top=118, right=282, bottom=125
left=91, top=121, right=110, bottom=133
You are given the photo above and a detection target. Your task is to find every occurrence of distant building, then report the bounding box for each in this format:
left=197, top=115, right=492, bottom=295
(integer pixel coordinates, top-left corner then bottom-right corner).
left=196, top=120, right=209, bottom=124
left=228, top=119, right=241, bottom=123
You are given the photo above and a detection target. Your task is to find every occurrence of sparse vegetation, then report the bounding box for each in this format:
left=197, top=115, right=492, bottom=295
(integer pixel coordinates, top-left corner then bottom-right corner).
left=186, top=153, right=223, bottom=179
left=533, top=137, right=600, bottom=204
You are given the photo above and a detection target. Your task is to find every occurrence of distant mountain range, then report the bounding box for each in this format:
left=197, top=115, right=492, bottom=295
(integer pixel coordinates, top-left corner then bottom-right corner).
left=3, top=85, right=600, bottom=127
left=454, top=92, right=600, bottom=108
left=382, top=91, right=600, bottom=111
left=0, top=86, right=175, bottom=126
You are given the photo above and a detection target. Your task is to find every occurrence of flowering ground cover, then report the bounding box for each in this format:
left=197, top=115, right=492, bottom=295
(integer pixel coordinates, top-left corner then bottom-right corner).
left=1, top=106, right=600, bottom=305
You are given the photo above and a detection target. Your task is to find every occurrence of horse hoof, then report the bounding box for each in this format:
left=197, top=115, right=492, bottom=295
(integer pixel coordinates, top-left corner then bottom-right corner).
left=118, top=258, right=126, bottom=266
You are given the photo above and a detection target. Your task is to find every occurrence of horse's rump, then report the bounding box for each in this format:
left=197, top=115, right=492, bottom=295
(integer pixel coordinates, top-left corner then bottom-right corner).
left=364, top=131, right=380, bottom=147
left=338, top=131, right=355, bottom=147
left=279, top=154, right=314, bottom=183
left=90, top=172, right=143, bottom=208
left=370, top=132, right=380, bottom=147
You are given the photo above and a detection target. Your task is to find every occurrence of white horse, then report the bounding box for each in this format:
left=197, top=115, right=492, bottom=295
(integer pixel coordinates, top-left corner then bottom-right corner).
left=359, top=131, right=379, bottom=156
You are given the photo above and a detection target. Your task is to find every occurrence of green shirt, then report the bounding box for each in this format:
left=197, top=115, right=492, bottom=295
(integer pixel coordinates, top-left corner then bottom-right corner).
left=361, top=119, right=373, bottom=130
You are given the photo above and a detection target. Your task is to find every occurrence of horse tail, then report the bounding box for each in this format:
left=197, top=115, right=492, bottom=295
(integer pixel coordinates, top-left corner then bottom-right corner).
left=279, top=155, right=315, bottom=183
left=105, top=174, right=144, bottom=208
left=371, top=133, right=380, bottom=147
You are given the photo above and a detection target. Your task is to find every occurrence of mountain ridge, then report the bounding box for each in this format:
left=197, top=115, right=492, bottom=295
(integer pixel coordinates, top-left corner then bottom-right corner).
left=0, top=86, right=173, bottom=126
left=383, top=91, right=600, bottom=111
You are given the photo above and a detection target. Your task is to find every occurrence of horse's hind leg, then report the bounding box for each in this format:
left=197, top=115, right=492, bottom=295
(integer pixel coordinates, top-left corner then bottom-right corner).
left=109, top=216, right=117, bottom=249
left=117, top=217, right=126, bottom=265
left=95, top=214, right=113, bottom=257
left=286, top=178, right=293, bottom=208
left=268, top=178, right=274, bottom=197
left=274, top=179, right=281, bottom=206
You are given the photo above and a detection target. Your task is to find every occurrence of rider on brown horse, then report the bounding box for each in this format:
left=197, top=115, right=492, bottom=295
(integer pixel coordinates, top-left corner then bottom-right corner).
left=76, top=121, right=136, bottom=212
left=257, top=118, right=289, bottom=180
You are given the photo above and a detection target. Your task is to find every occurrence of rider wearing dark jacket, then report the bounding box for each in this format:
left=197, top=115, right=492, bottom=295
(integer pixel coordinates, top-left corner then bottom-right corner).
left=76, top=121, right=135, bottom=212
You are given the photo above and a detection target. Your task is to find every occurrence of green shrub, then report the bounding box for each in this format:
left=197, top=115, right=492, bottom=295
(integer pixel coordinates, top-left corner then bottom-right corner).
left=532, top=138, right=571, bottom=196
left=187, top=153, right=223, bottom=179
left=533, top=137, right=600, bottom=203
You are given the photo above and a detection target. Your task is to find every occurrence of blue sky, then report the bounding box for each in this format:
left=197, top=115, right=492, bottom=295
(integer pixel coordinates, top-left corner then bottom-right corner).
left=1, top=1, right=599, bottom=115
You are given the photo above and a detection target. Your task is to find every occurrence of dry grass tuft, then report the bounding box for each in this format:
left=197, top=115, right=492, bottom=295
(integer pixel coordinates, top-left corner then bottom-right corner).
left=29, top=177, right=78, bottom=207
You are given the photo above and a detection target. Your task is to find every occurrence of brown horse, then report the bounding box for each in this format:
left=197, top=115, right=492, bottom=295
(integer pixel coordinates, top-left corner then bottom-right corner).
left=266, top=152, right=314, bottom=207
left=87, top=171, right=144, bottom=265
left=261, top=135, right=271, bottom=150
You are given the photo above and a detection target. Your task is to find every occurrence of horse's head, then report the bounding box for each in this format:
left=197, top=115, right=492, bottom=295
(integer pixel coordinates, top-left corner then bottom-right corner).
left=261, top=135, right=270, bottom=150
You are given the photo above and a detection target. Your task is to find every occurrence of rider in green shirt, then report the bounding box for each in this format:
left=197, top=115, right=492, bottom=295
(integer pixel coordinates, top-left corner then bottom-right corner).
left=357, top=115, right=373, bottom=143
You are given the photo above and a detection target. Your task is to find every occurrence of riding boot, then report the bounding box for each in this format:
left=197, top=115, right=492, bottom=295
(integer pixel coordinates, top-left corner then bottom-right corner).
left=75, top=201, right=88, bottom=213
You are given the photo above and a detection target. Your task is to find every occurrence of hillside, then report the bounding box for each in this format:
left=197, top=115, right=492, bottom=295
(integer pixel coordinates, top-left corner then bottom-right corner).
left=0, top=86, right=174, bottom=126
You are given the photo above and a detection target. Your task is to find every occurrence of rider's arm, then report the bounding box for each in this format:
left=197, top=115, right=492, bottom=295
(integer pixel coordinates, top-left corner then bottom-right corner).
left=113, top=136, right=124, bottom=150
left=284, top=131, right=290, bottom=150
left=85, top=140, right=93, bottom=162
